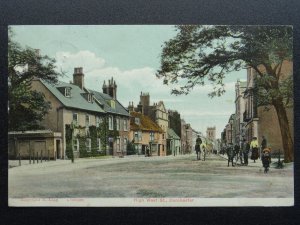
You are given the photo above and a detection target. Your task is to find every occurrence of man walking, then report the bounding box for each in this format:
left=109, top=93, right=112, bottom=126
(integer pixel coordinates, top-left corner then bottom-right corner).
left=195, top=135, right=202, bottom=160
left=242, top=139, right=249, bottom=166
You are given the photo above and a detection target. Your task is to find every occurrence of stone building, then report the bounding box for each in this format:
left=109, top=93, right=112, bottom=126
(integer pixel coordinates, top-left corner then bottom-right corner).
left=30, top=67, right=130, bottom=158
left=242, top=62, right=293, bottom=154
left=234, top=80, right=247, bottom=145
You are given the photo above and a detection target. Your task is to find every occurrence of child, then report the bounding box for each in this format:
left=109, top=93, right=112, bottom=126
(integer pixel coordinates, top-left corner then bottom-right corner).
left=262, top=147, right=271, bottom=173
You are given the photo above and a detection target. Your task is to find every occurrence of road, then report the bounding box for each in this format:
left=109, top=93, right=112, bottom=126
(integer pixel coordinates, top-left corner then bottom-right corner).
left=9, top=154, right=293, bottom=199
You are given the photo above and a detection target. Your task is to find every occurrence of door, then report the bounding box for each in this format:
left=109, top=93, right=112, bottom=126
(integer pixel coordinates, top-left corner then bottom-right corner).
left=56, top=140, right=61, bottom=159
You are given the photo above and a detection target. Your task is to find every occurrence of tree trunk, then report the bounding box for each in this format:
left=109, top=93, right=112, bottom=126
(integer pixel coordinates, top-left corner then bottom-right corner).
left=273, top=99, right=294, bottom=162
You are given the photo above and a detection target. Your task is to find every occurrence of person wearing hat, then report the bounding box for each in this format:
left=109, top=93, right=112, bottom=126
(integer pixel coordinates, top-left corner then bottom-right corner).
left=250, top=137, right=259, bottom=163
left=261, top=147, right=271, bottom=173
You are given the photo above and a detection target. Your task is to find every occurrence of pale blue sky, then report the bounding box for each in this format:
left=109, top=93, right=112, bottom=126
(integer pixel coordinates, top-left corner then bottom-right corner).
left=11, top=25, right=246, bottom=136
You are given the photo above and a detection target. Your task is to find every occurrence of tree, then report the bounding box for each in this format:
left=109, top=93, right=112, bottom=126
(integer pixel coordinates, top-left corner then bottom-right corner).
left=157, top=25, right=293, bottom=162
left=8, top=28, right=62, bottom=131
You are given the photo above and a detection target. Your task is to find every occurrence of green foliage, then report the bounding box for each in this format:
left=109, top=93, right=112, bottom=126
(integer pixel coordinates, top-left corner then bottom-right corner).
left=65, top=125, right=73, bottom=159
left=126, top=141, right=136, bottom=155
left=157, top=25, right=292, bottom=97
left=8, top=27, right=62, bottom=131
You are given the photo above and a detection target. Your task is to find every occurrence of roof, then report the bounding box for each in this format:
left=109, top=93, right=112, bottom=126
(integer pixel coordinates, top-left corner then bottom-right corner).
left=41, top=80, right=106, bottom=114
left=90, top=90, right=129, bottom=117
left=130, top=111, right=163, bottom=132
left=167, top=128, right=180, bottom=140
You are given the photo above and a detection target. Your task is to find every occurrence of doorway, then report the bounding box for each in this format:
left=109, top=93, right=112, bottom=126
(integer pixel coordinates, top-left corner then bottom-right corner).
left=56, top=140, right=61, bottom=159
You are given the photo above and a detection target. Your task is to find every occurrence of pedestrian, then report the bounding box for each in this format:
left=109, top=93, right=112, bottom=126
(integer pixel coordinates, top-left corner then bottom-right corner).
left=234, top=144, right=241, bottom=164
left=250, top=137, right=259, bottom=163
left=226, top=143, right=235, bottom=167
left=261, top=135, right=267, bottom=159
left=242, top=139, right=250, bottom=166
left=200, top=141, right=207, bottom=161
left=195, top=135, right=202, bottom=160
left=261, top=147, right=271, bottom=173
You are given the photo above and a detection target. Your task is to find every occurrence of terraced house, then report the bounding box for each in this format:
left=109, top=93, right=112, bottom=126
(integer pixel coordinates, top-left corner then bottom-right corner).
left=30, top=67, right=130, bottom=159
left=128, top=110, right=163, bottom=156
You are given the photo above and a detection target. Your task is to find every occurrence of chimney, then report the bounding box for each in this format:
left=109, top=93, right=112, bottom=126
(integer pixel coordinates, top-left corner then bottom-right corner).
left=107, top=77, right=117, bottom=99
left=73, top=67, right=84, bottom=89
left=128, top=101, right=135, bottom=112
left=102, top=80, right=108, bottom=94
left=137, top=102, right=144, bottom=114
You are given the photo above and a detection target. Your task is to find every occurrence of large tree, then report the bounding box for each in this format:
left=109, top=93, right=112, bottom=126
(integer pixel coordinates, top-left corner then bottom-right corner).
left=8, top=28, right=62, bottom=131
left=157, top=25, right=293, bottom=162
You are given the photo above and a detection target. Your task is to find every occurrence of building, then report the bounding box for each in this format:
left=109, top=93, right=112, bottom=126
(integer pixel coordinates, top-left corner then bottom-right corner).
left=225, top=114, right=235, bottom=145
left=30, top=67, right=130, bottom=158
left=8, top=130, right=62, bottom=159
left=132, top=92, right=169, bottom=156
left=128, top=110, right=164, bottom=156
left=242, top=62, right=293, bottom=154
left=167, top=128, right=181, bottom=156
left=206, top=126, right=216, bottom=141
left=181, top=120, right=193, bottom=154
left=90, top=77, right=130, bottom=156
left=234, top=80, right=247, bottom=146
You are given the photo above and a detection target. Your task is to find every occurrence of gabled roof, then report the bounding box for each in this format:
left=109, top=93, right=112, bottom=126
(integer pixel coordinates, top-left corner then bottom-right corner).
left=130, top=111, right=163, bottom=132
left=90, top=90, right=129, bottom=117
left=41, top=80, right=106, bottom=113
left=167, top=128, right=180, bottom=140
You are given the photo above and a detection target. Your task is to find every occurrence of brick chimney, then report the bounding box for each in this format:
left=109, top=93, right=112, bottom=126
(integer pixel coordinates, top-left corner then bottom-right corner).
left=73, top=67, right=84, bottom=89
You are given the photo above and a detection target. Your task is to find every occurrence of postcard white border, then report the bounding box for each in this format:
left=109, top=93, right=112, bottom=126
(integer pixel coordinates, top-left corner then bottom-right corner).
left=9, top=197, right=294, bottom=207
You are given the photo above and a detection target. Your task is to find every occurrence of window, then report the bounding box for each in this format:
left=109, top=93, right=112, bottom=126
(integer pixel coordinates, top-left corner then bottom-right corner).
left=65, top=88, right=71, bottom=97
left=73, top=113, right=78, bottom=124
left=138, top=131, right=142, bottom=141
left=108, top=116, right=114, bottom=130
left=110, top=100, right=116, bottom=109
left=85, top=114, right=90, bottom=127
left=135, top=117, right=140, bottom=125
left=86, top=138, right=91, bottom=152
left=96, top=117, right=101, bottom=127
left=124, top=138, right=128, bottom=150
left=97, top=138, right=101, bottom=152
left=116, top=138, right=120, bottom=152
left=73, top=139, right=79, bottom=151
left=87, top=94, right=92, bottom=102
left=123, top=119, right=128, bottom=131
left=134, top=132, right=139, bottom=142
left=116, top=118, right=120, bottom=131
left=162, top=133, right=165, bottom=139
left=150, top=132, right=154, bottom=142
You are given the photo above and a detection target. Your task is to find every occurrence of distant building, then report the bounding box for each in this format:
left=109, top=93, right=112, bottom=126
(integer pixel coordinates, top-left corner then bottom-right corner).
left=167, top=128, right=181, bottom=156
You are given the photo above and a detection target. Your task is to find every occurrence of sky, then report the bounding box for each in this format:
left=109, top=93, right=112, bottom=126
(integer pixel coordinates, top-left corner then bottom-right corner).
left=11, top=25, right=247, bottom=137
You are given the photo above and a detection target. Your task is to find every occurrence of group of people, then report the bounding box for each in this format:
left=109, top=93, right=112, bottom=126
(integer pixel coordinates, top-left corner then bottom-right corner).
left=224, top=136, right=271, bottom=172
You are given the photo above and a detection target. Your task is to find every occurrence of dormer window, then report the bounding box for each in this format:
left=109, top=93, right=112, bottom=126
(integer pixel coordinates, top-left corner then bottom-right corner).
left=87, top=94, right=92, bottom=102
left=135, top=117, right=140, bottom=125
left=110, top=100, right=116, bottom=109
left=65, top=88, right=71, bottom=97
